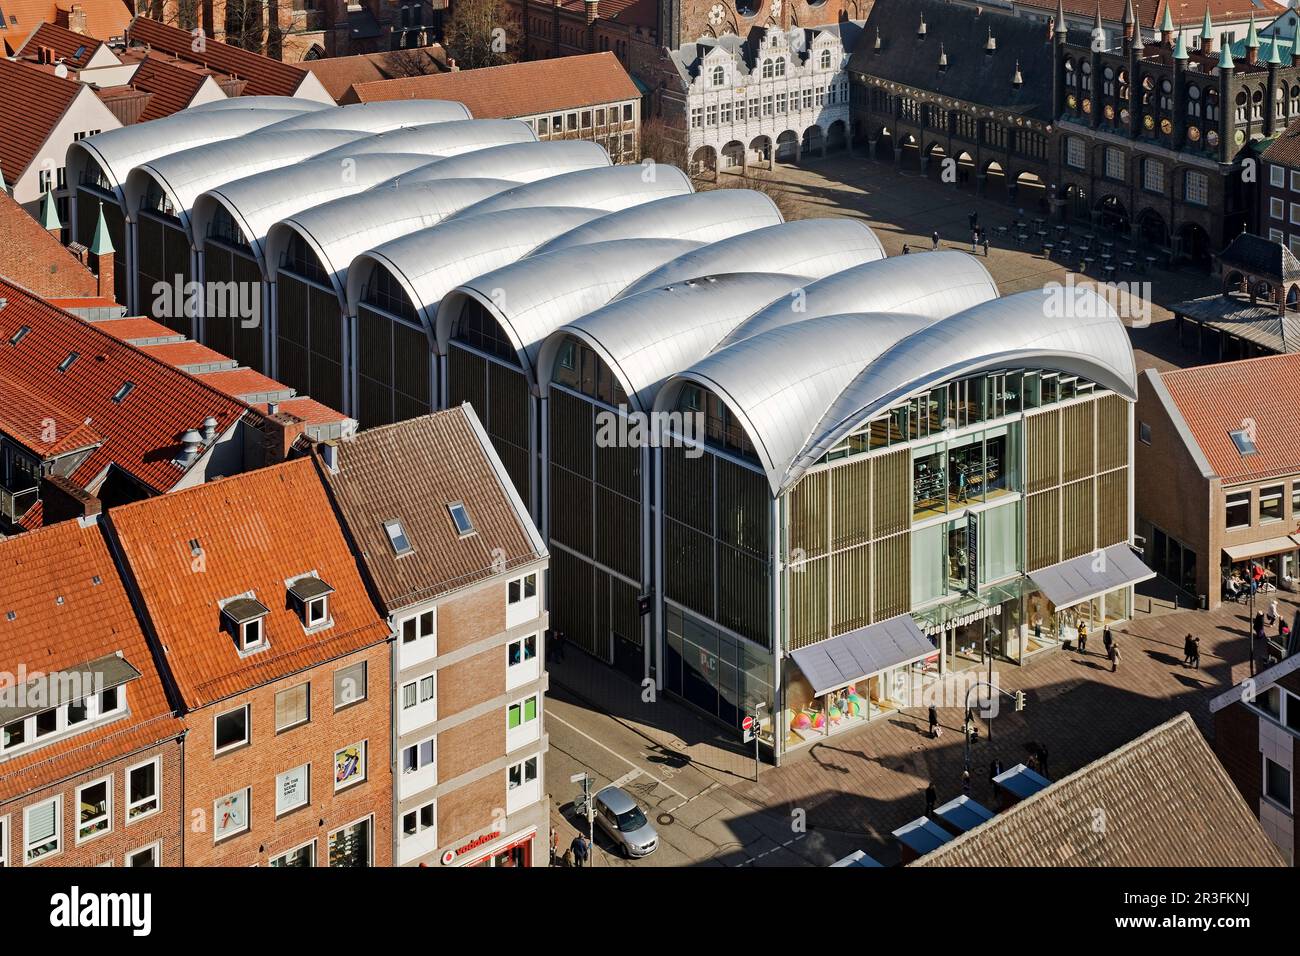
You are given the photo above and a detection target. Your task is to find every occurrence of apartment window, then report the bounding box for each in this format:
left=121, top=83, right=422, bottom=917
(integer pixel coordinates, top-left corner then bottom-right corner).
left=126, top=757, right=160, bottom=822
left=271, top=841, right=315, bottom=867
left=1264, top=757, right=1292, bottom=811
left=383, top=518, right=413, bottom=555
left=333, top=661, right=367, bottom=710
left=1139, top=422, right=1152, bottom=445
left=1185, top=171, right=1209, bottom=206
left=720, top=101, right=732, bottom=124
left=1270, top=228, right=1285, bottom=243
left=567, top=113, right=577, bottom=130
left=1104, top=148, right=1124, bottom=181
left=1293, top=482, right=1300, bottom=517
left=706, top=104, right=718, bottom=126
left=762, top=58, right=773, bottom=78
left=24, top=797, right=60, bottom=862
left=1271, top=164, right=1285, bottom=187
left=1066, top=136, right=1085, bottom=169
left=1260, top=484, right=1285, bottom=522
left=623, top=104, right=632, bottom=122
left=334, top=741, right=367, bottom=791
left=403, top=801, right=436, bottom=838
left=821, top=48, right=833, bottom=70
left=76, top=778, right=111, bottom=842
left=329, top=817, right=372, bottom=867
left=803, top=88, right=813, bottom=110
left=127, top=843, right=159, bottom=867
left=537, top=117, right=549, bottom=135
left=712, top=64, right=724, bottom=86
left=1143, top=159, right=1165, bottom=193
left=275, top=683, right=310, bottom=732
left=748, top=96, right=759, bottom=119
left=214, top=705, right=250, bottom=754
left=508, top=755, right=539, bottom=791
left=595, top=108, right=605, bottom=124
left=690, top=107, right=702, bottom=129
left=1292, top=203, right=1300, bottom=226
left=508, top=573, right=538, bottom=604
left=581, top=110, right=591, bottom=128
left=552, top=115, right=563, bottom=132
left=1225, top=490, right=1251, bottom=528
left=401, top=673, right=436, bottom=710
left=508, top=695, right=539, bottom=730
left=1292, top=169, right=1300, bottom=192
left=508, top=634, right=538, bottom=667
left=774, top=57, right=785, bottom=77
left=401, top=736, right=436, bottom=775
left=214, top=788, right=249, bottom=842
left=815, top=86, right=825, bottom=107
left=276, top=763, right=310, bottom=816
left=402, top=610, right=435, bottom=647
left=1273, top=197, right=1287, bottom=220
left=763, top=95, right=773, bottom=117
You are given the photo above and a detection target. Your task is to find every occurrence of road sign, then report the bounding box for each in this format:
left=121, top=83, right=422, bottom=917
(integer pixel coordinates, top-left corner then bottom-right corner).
left=742, top=714, right=758, bottom=743
left=570, top=772, right=587, bottom=784
left=741, top=715, right=754, bottom=731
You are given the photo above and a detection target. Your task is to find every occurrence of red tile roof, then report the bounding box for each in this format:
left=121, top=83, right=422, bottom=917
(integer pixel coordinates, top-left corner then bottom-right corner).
left=0, top=372, right=102, bottom=456
left=0, top=277, right=248, bottom=516
left=1159, top=352, right=1300, bottom=483
left=1015, top=0, right=1283, bottom=26
left=0, top=519, right=183, bottom=802
left=140, top=340, right=236, bottom=370
left=0, top=0, right=131, bottom=53
left=127, top=53, right=214, bottom=122
left=91, top=316, right=184, bottom=343
left=125, top=16, right=308, bottom=98
left=349, top=52, right=641, bottom=116
left=253, top=397, right=349, bottom=429
left=0, top=191, right=99, bottom=298
left=0, top=57, right=83, bottom=182
left=197, top=367, right=292, bottom=401
left=107, top=458, right=390, bottom=708
left=17, top=20, right=105, bottom=68
left=302, top=46, right=448, bottom=102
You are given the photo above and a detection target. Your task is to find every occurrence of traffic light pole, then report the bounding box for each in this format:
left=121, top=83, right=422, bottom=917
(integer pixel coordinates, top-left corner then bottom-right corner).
left=963, top=682, right=1026, bottom=774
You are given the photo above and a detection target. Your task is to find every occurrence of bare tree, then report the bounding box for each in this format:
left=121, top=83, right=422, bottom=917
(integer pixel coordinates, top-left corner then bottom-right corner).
left=637, top=117, right=686, bottom=168
left=696, top=166, right=802, bottom=222
left=443, top=0, right=518, bottom=70
left=223, top=0, right=265, bottom=53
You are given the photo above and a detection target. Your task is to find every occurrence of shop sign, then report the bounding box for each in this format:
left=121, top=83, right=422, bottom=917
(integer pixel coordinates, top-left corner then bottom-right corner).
left=965, top=519, right=979, bottom=592
left=443, top=830, right=502, bottom=864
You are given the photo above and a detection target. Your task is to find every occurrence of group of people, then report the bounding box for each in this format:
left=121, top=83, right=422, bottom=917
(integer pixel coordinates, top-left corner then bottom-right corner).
left=550, top=828, right=590, bottom=867
left=1074, top=620, right=1122, bottom=671
left=1182, top=633, right=1201, bottom=669
left=900, top=212, right=991, bottom=257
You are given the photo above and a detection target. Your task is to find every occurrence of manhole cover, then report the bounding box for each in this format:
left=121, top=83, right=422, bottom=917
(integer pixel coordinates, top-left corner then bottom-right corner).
left=657, top=813, right=675, bottom=826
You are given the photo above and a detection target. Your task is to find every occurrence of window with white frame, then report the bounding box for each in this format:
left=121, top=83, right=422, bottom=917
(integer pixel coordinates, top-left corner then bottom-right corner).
left=720, top=101, right=731, bottom=124
left=1270, top=227, right=1285, bottom=243
left=401, top=673, right=436, bottom=711
left=401, top=609, right=435, bottom=647
left=508, top=755, right=538, bottom=792
left=711, top=64, right=724, bottom=86
left=1264, top=756, right=1292, bottom=811
left=1272, top=164, right=1286, bottom=187
left=1184, top=171, right=1209, bottom=206
left=762, top=58, right=773, bottom=78
left=126, top=757, right=161, bottom=822
left=275, top=682, right=310, bottom=733
left=214, top=704, right=250, bottom=754
left=334, top=741, right=367, bottom=791
left=508, top=634, right=538, bottom=668
left=1225, top=490, right=1251, bottom=528
left=401, top=736, right=436, bottom=776
left=329, top=817, right=373, bottom=867
left=774, top=57, right=785, bottom=77
left=1143, top=159, right=1165, bottom=193
left=508, top=695, right=539, bottom=732
left=276, top=763, right=311, bottom=816
left=1290, top=235, right=1300, bottom=259
left=271, top=840, right=315, bottom=867
left=1104, top=147, right=1124, bottom=180
left=1260, top=484, right=1285, bottom=522
left=1273, top=197, right=1287, bottom=220
left=127, top=842, right=160, bottom=867
left=333, top=661, right=367, bottom=710
left=2, top=682, right=127, bottom=756
left=214, top=788, right=249, bottom=842
left=1291, top=169, right=1300, bottom=192
left=776, top=92, right=786, bottom=114
left=402, top=801, right=436, bottom=840
left=821, top=48, right=832, bottom=69
left=25, top=797, right=61, bottom=862
left=1066, top=136, right=1085, bottom=169
left=815, top=86, right=825, bottom=106
left=706, top=104, right=717, bottom=126
left=748, top=96, right=759, bottom=119
left=763, top=95, right=773, bottom=117
left=76, top=778, right=111, bottom=842
left=508, top=573, right=537, bottom=605
left=690, top=107, right=702, bottom=129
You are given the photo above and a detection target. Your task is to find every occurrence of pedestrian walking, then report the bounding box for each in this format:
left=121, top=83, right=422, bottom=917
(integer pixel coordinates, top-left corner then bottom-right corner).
left=1102, top=625, right=1113, bottom=655
left=1189, top=634, right=1201, bottom=670
left=902, top=243, right=911, bottom=254
left=971, top=230, right=979, bottom=254
left=961, top=769, right=972, bottom=796
left=982, top=234, right=990, bottom=257
left=989, top=757, right=1003, bottom=786
left=1108, top=640, right=1120, bottom=672
left=931, top=229, right=940, bottom=251
left=928, top=704, right=939, bottom=739
left=571, top=833, right=589, bottom=868
left=1077, top=620, right=1088, bottom=655
left=550, top=827, right=559, bottom=866
left=925, top=782, right=937, bottom=816
left=1182, top=633, right=1195, bottom=666
left=1268, top=599, right=1279, bottom=626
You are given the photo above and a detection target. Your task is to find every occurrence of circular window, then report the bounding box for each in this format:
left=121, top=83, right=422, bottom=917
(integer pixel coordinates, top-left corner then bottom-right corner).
left=1104, top=66, right=1114, bottom=80
left=1235, top=129, right=1246, bottom=145
left=1143, top=113, right=1155, bottom=129
left=1188, top=85, right=1200, bottom=100
left=1120, top=108, right=1131, bottom=124
left=1161, top=79, right=1172, bottom=94
left=1207, top=129, right=1220, bottom=147
left=1187, top=125, right=1201, bottom=141
left=1236, top=91, right=1248, bottom=105
left=1253, top=90, right=1264, bottom=103
left=1160, top=117, right=1173, bottom=134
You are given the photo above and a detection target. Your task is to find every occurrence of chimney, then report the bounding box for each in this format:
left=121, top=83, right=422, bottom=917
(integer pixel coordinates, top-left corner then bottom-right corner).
left=320, top=441, right=340, bottom=474
left=585, top=0, right=599, bottom=24
left=261, top=409, right=309, bottom=465
left=93, top=249, right=114, bottom=299
left=67, top=4, right=88, bottom=35
left=39, top=474, right=101, bottom=523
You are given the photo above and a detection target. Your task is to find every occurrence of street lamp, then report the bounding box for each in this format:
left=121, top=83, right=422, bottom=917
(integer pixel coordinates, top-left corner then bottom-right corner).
left=570, top=772, right=596, bottom=866
left=963, top=681, right=1026, bottom=775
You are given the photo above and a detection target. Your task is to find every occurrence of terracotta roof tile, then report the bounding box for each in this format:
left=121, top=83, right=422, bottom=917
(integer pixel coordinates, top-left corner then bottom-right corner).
left=126, top=16, right=308, bottom=98
left=91, top=316, right=185, bottom=344
left=302, top=46, right=448, bottom=102
left=0, top=57, right=83, bottom=181
left=316, top=406, right=544, bottom=611
left=0, top=372, right=102, bottom=456
left=350, top=51, right=641, bottom=116
left=1262, top=116, right=1300, bottom=168
left=1158, top=352, right=1300, bottom=482
left=0, top=0, right=131, bottom=51
left=915, top=713, right=1287, bottom=867
left=128, top=54, right=213, bottom=122
left=0, top=191, right=99, bottom=298
left=0, top=277, right=248, bottom=511
left=107, top=458, right=390, bottom=708
left=17, top=20, right=105, bottom=68
left=141, top=340, right=237, bottom=370
left=198, top=367, right=294, bottom=402
left=0, top=519, right=183, bottom=802
left=253, top=397, right=349, bottom=429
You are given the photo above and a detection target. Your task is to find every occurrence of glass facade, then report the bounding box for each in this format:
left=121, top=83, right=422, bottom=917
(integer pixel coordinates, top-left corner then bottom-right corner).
left=664, top=604, right=774, bottom=741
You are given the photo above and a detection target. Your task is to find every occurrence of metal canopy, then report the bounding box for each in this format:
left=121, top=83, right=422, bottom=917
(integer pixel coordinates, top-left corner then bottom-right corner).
left=788, top=613, right=936, bottom=697
left=992, top=763, right=1051, bottom=800
left=1029, top=543, right=1154, bottom=611
left=932, top=795, right=996, bottom=834
left=1223, top=535, right=1300, bottom=562
left=0, top=654, right=141, bottom=724
left=892, top=816, right=953, bottom=855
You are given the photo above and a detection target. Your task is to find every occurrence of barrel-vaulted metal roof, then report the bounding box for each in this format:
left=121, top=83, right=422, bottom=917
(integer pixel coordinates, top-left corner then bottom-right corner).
left=263, top=99, right=471, bottom=131
left=189, top=96, right=331, bottom=114
left=435, top=238, right=702, bottom=381
left=447, top=164, right=693, bottom=220
left=655, top=285, right=1138, bottom=496
left=618, top=219, right=886, bottom=298
left=312, top=119, right=536, bottom=161
left=397, top=140, right=609, bottom=186
left=124, top=129, right=370, bottom=234
left=721, top=251, right=999, bottom=347
left=191, top=153, right=447, bottom=272
left=347, top=207, right=605, bottom=335
left=67, top=106, right=313, bottom=203
left=531, top=190, right=782, bottom=255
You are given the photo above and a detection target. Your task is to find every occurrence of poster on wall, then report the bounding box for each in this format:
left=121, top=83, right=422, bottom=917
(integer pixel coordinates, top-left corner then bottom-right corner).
left=335, top=742, right=366, bottom=790
left=277, top=763, right=310, bottom=815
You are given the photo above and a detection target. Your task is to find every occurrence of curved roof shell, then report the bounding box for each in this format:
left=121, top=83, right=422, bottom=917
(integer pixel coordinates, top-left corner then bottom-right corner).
left=448, top=164, right=693, bottom=220
left=618, top=219, right=885, bottom=298
left=264, top=100, right=471, bottom=131
left=67, top=107, right=311, bottom=204
left=435, top=238, right=702, bottom=381
left=348, top=206, right=606, bottom=331
left=192, top=153, right=446, bottom=272
left=190, top=96, right=331, bottom=114
left=394, top=140, right=610, bottom=186
left=124, top=129, right=370, bottom=234
left=538, top=272, right=810, bottom=412
left=724, top=250, right=998, bottom=347
left=311, top=119, right=537, bottom=161
left=531, top=189, right=782, bottom=255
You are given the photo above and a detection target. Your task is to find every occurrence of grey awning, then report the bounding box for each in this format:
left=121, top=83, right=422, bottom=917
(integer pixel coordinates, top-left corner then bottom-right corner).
left=788, top=613, right=937, bottom=697
left=993, top=763, right=1051, bottom=800
left=1029, top=543, right=1155, bottom=611
left=0, top=653, right=141, bottom=724
left=932, top=795, right=996, bottom=835
left=892, top=816, right=953, bottom=856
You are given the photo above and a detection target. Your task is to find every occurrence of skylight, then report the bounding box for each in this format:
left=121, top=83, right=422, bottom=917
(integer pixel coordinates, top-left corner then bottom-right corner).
left=111, top=381, right=135, bottom=404
left=58, top=351, right=79, bottom=372
left=384, top=519, right=413, bottom=555
left=9, top=325, right=31, bottom=346
left=1229, top=428, right=1258, bottom=456
left=448, top=501, right=474, bottom=536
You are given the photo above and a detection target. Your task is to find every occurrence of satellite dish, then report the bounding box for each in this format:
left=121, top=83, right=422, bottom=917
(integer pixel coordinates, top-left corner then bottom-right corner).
left=54, top=63, right=69, bottom=78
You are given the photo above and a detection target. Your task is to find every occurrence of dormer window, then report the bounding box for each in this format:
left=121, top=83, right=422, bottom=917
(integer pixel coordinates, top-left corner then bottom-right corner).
left=288, top=575, right=334, bottom=630
left=448, top=501, right=474, bottom=536
left=0, top=655, right=136, bottom=758
left=384, top=518, right=413, bottom=555
left=222, top=597, right=270, bottom=652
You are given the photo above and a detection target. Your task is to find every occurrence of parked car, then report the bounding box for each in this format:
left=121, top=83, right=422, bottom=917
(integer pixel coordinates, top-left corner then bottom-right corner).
left=592, top=786, right=658, bottom=858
